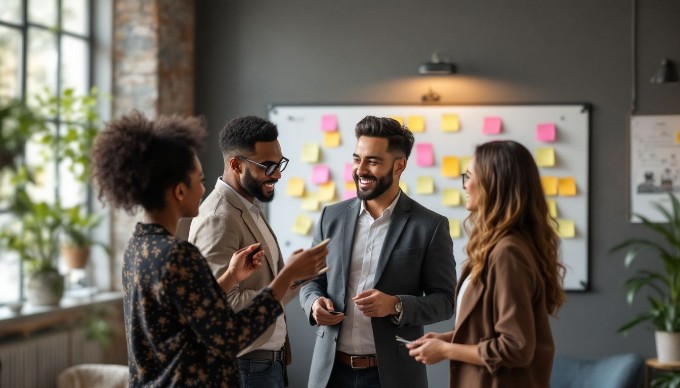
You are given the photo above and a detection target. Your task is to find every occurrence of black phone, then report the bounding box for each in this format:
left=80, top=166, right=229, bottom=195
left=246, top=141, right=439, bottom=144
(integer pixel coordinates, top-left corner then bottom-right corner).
left=246, top=243, right=264, bottom=262
left=328, top=311, right=343, bottom=315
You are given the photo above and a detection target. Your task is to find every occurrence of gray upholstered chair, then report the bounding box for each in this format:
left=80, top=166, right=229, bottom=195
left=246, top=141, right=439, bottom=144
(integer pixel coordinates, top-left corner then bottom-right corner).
left=550, top=353, right=644, bottom=388
left=57, top=364, right=128, bottom=388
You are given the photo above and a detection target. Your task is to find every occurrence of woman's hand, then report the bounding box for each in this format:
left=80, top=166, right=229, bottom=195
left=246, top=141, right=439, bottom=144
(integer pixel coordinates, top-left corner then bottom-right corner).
left=407, top=338, right=449, bottom=365
left=217, top=244, right=265, bottom=292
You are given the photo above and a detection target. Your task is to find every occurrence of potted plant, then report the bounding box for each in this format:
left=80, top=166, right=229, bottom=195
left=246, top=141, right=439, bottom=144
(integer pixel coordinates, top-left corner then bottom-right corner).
left=0, top=188, right=64, bottom=305
left=610, top=192, right=680, bottom=363
left=60, top=204, right=107, bottom=269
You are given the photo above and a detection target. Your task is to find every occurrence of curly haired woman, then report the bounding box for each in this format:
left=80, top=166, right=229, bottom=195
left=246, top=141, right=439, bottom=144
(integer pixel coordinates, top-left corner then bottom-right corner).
left=91, top=111, right=327, bottom=387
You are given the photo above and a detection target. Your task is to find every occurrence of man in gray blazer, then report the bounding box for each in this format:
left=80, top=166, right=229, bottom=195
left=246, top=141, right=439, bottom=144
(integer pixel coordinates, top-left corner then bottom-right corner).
left=178, top=116, right=294, bottom=388
left=299, top=116, right=456, bottom=388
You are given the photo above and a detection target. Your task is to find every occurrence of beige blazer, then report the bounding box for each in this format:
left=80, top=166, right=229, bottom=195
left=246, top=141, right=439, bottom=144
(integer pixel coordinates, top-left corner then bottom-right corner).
left=450, top=234, right=554, bottom=388
left=177, top=181, right=292, bottom=360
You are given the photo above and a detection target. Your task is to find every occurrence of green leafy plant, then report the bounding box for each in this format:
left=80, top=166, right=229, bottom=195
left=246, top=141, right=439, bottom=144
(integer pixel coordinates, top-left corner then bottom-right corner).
left=652, top=371, right=680, bottom=388
left=85, top=306, right=116, bottom=350
left=610, top=192, right=680, bottom=334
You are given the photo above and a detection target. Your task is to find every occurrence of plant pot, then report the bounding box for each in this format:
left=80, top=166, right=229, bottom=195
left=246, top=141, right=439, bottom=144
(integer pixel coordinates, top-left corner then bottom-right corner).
left=62, top=244, right=91, bottom=269
left=656, top=331, right=680, bottom=363
left=26, top=270, right=64, bottom=306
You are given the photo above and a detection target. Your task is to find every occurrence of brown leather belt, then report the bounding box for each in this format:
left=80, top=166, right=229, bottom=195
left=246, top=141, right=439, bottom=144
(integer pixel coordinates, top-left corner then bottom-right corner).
left=336, top=351, right=378, bottom=369
left=239, top=349, right=283, bottom=361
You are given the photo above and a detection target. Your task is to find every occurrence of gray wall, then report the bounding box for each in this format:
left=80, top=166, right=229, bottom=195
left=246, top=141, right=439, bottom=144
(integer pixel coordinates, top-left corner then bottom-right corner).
left=194, top=1, right=680, bottom=386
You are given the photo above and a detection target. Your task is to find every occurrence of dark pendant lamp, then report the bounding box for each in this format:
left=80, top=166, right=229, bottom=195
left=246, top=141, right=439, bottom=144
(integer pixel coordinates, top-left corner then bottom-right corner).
left=418, top=53, right=456, bottom=75
left=651, top=59, right=679, bottom=83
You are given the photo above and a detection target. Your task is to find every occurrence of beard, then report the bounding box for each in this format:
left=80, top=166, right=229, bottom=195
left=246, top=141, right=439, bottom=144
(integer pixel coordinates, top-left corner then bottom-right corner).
left=242, top=168, right=276, bottom=203
left=354, top=164, right=394, bottom=201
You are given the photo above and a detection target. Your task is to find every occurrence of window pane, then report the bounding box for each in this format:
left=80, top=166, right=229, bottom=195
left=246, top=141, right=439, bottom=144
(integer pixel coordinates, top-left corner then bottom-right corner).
left=26, top=27, right=57, bottom=108
left=0, top=0, right=22, bottom=24
left=0, top=213, right=21, bottom=303
left=24, top=122, right=57, bottom=204
left=61, top=35, right=89, bottom=96
left=58, top=123, right=87, bottom=207
left=0, top=26, right=23, bottom=100
left=28, top=0, right=57, bottom=28
left=63, top=0, right=89, bottom=36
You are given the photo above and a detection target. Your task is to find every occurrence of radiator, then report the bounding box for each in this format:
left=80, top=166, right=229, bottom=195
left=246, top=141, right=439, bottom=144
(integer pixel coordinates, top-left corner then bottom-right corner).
left=0, top=327, right=104, bottom=388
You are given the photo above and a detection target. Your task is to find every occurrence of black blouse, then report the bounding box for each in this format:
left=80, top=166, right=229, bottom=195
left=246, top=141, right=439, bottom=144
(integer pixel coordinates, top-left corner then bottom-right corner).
left=123, top=223, right=282, bottom=387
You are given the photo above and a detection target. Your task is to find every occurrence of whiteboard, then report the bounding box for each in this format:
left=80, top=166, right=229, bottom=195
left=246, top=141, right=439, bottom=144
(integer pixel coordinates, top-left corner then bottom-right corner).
left=268, top=105, right=590, bottom=291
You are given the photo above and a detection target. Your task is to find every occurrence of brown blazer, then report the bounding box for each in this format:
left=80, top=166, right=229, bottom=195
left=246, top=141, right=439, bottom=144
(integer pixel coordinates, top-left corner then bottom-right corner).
left=177, top=181, right=294, bottom=362
left=450, top=234, right=554, bottom=388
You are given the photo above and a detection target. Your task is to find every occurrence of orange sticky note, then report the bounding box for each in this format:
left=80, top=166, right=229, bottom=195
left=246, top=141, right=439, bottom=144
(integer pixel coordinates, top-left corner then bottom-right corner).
left=323, top=132, right=341, bottom=148
left=558, top=177, right=577, bottom=196
left=408, top=116, right=425, bottom=133
left=392, top=116, right=404, bottom=126
left=441, top=156, right=460, bottom=178
left=318, top=181, right=336, bottom=202
left=541, top=176, right=558, bottom=196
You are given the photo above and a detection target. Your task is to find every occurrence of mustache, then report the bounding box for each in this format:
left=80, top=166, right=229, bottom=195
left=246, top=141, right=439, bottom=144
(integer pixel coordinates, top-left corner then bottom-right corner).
left=354, top=173, right=376, bottom=181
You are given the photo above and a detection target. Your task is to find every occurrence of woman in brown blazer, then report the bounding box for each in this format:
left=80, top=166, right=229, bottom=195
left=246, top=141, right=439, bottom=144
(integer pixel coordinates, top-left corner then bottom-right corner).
left=407, top=140, right=566, bottom=388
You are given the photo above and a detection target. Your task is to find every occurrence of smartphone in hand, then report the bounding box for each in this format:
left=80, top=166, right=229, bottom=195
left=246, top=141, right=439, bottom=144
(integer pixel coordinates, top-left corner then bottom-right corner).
left=395, top=335, right=412, bottom=344
left=328, top=310, right=343, bottom=315
left=246, top=243, right=264, bottom=263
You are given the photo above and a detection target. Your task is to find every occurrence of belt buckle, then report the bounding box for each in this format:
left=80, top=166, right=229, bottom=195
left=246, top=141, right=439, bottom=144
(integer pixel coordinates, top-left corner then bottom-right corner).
left=350, top=355, right=368, bottom=369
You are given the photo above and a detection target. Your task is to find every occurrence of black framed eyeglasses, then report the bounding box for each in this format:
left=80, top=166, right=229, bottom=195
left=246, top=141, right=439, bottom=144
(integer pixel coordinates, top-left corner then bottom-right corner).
left=237, top=156, right=289, bottom=176
left=461, top=172, right=470, bottom=188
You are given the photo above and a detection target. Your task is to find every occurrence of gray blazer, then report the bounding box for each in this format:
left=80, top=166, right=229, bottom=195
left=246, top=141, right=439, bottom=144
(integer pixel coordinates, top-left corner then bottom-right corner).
left=177, top=181, right=292, bottom=359
left=300, top=193, right=457, bottom=388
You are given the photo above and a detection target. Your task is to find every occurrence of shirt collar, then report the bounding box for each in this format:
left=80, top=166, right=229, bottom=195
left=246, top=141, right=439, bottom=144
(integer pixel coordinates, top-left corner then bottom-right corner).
left=359, top=190, right=401, bottom=219
left=217, top=177, right=264, bottom=214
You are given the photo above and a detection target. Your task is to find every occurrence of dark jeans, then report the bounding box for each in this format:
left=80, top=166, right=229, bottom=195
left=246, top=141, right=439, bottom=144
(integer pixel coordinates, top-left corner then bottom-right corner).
left=237, top=358, right=284, bottom=388
left=327, top=360, right=381, bottom=388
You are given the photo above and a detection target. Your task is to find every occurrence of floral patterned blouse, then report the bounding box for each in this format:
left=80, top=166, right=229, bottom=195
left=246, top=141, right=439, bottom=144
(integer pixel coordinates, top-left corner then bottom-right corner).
left=122, top=223, right=282, bottom=387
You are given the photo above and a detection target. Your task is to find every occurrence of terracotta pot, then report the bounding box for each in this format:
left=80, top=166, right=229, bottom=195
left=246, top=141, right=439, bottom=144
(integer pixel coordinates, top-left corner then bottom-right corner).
left=656, top=331, right=680, bottom=363
left=61, top=244, right=91, bottom=269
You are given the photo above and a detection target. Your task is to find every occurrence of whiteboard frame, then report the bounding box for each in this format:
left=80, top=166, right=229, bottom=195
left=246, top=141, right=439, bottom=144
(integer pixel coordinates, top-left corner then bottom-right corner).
left=267, top=104, right=590, bottom=291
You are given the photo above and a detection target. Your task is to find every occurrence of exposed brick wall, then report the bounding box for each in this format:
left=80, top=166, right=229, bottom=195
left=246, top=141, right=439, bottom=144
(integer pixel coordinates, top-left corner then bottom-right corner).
left=110, top=0, right=195, bottom=290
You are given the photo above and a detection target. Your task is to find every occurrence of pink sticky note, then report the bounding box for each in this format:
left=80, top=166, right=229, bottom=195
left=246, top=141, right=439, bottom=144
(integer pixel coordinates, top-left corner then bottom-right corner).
left=321, top=114, right=338, bottom=132
left=416, top=143, right=435, bottom=167
left=344, top=163, right=354, bottom=182
left=483, top=117, right=502, bottom=135
left=536, top=123, right=556, bottom=142
left=311, top=165, right=330, bottom=184
left=343, top=189, right=357, bottom=200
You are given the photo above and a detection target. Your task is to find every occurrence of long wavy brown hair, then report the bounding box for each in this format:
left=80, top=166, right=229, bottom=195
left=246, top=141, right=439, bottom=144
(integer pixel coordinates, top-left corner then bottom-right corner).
left=464, top=140, right=566, bottom=314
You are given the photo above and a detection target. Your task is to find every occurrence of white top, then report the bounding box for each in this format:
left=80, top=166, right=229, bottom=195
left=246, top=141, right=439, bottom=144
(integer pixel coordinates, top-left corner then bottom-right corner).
left=337, top=193, right=401, bottom=355
left=219, top=178, right=286, bottom=352
left=455, top=275, right=471, bottom=329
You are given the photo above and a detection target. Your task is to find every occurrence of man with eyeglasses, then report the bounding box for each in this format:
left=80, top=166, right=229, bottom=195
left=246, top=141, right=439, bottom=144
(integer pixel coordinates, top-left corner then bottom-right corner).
left=177, top=115, right=294, bottom=387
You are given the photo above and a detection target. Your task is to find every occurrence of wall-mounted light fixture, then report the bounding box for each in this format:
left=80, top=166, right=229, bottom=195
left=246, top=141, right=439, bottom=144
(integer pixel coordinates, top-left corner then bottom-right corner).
left=651, top=59, right=679, bottom=83
left=418, top=53, right=456, bottom=75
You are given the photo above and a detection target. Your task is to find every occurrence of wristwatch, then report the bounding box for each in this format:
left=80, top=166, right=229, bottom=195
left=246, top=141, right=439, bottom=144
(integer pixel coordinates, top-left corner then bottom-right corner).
left=394, top=297, right=403, bottom=315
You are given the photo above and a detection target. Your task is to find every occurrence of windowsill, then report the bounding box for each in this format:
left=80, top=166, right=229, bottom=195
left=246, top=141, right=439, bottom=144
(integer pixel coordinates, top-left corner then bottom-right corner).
left=0, top=291, right=123, bottom=339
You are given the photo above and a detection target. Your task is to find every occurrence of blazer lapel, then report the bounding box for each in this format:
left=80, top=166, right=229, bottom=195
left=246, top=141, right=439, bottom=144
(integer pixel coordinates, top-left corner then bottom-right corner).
left=452, top=265, right=485, bottom=334
left=341, top=199, right=361, bottom=295
left=374, top=194, right=411, bottom=284
left=219, top=184, right=277, bottom=276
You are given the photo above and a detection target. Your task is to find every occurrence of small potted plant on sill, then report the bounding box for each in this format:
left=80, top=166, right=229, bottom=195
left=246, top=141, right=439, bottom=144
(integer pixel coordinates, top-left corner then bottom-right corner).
left=610, top=192, right=680, bottom=363
left=60, top=204, right=108, bottom=269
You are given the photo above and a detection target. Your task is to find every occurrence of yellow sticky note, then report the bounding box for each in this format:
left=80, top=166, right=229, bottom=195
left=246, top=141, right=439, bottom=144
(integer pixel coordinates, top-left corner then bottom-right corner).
left=301, top=143, right=320, bottom=163
left=558, top=177, right=577, bottom=196
left=557, top=219, right=575, bottom=238
left=448, top=219, right=461, bottom=238
left=535, top=147, right=555, bottom=167
left=416, top=176, right=435, bottom=194
left=676, top=131, right=680, bottom=144
left=399, top=180, right=408, bottom=194
left=441, top=114, right=460, bottom=132
left=323, top=132, right=341, bottom=148
left=408, top=116, right=425, bottom=133
left=442, top=188, right=461, bottom=206
left=460, top=156, right=472, bottom=173
left=441, top=156, right=460, bottom=178
left=541, top=176, right=558, bottom=196
left=546, top=198, right=558, bottom=218
left=286, top=178, right=305, bottom=197
left=345, top=182, right=356, bottom=191
left=301, top=193, right=320, bottom=211
left=318, top=181, right=336, bottom=202
left=292, top=214, right=313, bottom=235
left=392, top=116, right=404, bottom=126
